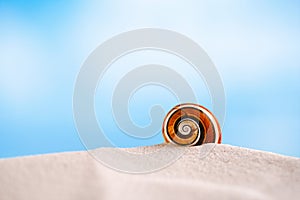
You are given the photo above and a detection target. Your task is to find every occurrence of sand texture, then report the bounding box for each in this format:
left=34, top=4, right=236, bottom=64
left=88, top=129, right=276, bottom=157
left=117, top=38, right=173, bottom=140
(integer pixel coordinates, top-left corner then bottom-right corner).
left=0, top=144, right=299, bottom=200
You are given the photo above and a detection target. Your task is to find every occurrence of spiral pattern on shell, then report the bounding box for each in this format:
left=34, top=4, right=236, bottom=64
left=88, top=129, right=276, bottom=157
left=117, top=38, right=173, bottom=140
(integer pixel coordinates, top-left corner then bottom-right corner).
left=162, top=103, right=222, bottom=146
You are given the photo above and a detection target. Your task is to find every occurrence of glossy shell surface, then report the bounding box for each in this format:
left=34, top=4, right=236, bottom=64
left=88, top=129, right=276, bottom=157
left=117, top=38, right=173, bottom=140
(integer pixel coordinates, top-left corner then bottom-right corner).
left=162, top=103, right=221, bottom=146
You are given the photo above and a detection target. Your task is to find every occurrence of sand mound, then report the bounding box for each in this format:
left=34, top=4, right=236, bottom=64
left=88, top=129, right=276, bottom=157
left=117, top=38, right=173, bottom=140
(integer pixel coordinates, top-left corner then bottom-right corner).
left=0, top=144, right=299, bottom=200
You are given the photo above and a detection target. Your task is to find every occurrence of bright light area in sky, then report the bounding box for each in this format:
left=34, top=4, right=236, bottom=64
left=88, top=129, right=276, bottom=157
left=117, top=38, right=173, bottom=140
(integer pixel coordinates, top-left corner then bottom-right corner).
left=0, top=0, right=299, bottom=158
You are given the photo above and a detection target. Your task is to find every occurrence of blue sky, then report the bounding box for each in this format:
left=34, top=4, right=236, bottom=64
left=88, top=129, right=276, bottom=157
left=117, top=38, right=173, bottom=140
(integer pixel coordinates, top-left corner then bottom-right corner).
left=0, top=0, right=299, bottom=158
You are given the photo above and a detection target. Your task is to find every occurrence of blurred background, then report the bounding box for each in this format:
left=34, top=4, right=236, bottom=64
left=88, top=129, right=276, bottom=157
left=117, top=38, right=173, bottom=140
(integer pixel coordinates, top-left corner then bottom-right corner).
left=0, top=0, right=299, bottom=158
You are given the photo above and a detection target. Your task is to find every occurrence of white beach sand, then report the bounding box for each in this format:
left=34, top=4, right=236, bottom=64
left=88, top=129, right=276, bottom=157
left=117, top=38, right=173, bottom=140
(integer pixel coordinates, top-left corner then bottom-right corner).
left=0, top=144, right=299, bottom=200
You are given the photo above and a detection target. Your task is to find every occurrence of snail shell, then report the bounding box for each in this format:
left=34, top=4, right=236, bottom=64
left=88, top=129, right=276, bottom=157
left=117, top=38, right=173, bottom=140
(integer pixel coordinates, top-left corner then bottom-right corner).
left=162, top=103, right=221, bottom=146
